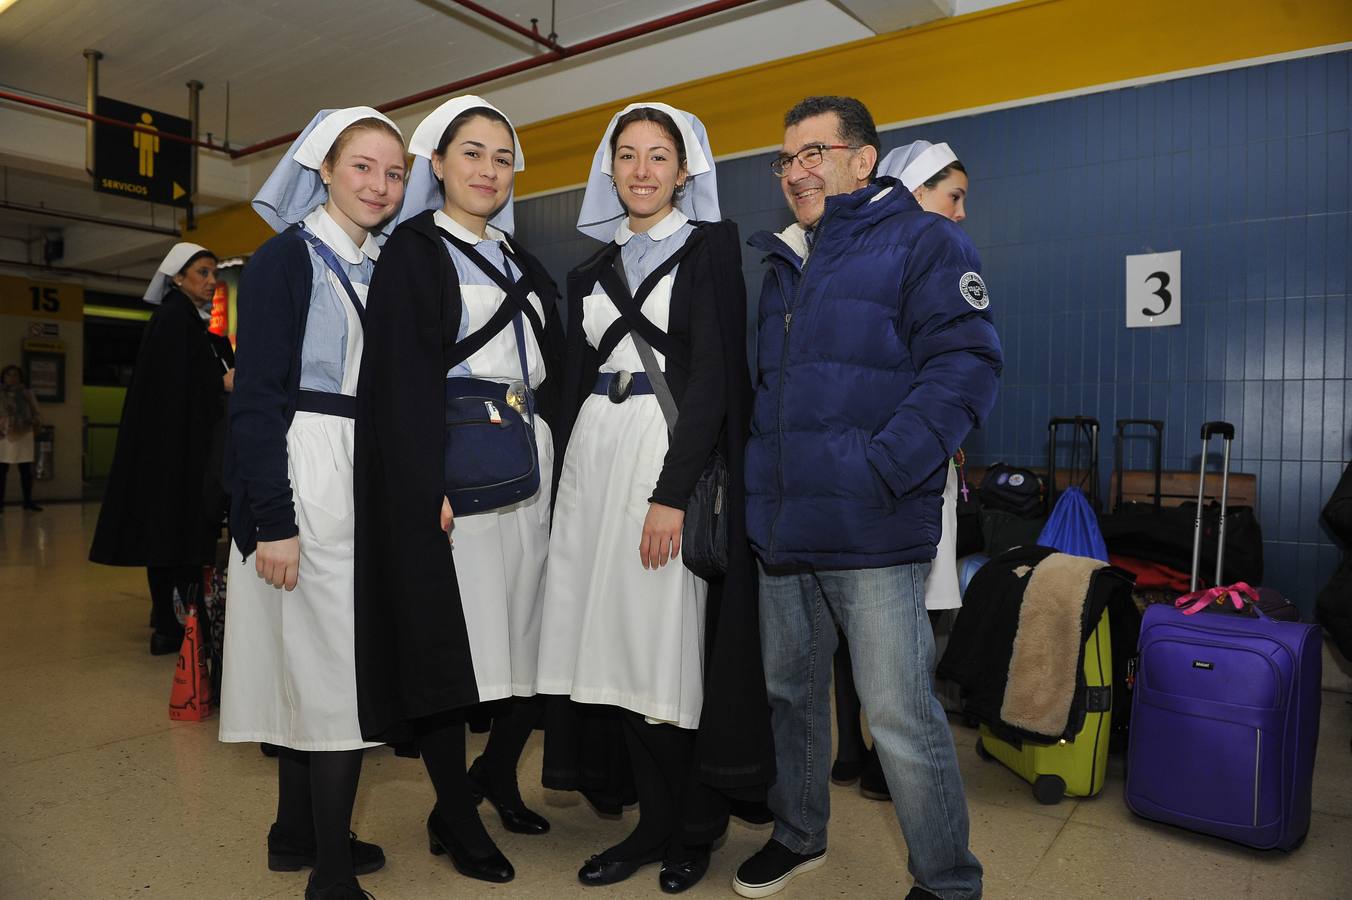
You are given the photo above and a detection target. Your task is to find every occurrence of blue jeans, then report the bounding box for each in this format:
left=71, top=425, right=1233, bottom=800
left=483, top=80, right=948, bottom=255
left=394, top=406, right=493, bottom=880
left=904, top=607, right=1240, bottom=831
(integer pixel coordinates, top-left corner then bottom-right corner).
left=759, top=562, right=983, bottom=900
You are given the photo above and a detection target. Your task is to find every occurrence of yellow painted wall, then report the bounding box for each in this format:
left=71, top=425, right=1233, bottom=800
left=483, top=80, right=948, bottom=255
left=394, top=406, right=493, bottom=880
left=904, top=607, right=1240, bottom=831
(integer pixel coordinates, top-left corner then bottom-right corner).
left=182, top=201, right=273, bottom=261
left=512, top=0, right=1352, bottom=195
left=186, top=0, right=1352, bottom=254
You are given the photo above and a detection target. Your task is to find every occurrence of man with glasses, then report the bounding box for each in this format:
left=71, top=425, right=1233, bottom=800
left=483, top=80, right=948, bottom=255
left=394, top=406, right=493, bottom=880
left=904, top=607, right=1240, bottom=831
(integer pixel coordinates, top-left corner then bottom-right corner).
left=735, top=96, right=1000, bottom=899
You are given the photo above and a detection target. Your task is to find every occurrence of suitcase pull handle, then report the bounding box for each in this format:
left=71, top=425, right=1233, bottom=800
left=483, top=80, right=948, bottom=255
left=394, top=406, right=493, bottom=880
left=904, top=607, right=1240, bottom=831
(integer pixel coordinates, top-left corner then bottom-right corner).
left=1200, top=421, right=1235, bottom=441
left=1174, top=582, right=1259, bottom=616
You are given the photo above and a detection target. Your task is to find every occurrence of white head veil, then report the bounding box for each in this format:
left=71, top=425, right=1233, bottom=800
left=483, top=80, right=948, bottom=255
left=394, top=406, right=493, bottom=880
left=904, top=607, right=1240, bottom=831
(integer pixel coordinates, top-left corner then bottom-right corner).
left=394, top=94, right=524, bottom=235
left=252, top=106, right=403, bottom=235
left=877, top=140, right=959, bottom=191
left=576, top=102, right=719, bottom=242
left=143, top=242, right=211, bottom=304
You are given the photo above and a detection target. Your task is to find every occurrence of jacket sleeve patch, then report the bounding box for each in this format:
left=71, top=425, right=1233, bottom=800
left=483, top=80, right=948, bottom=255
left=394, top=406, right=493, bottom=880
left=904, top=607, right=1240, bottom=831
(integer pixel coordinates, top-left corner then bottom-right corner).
left=959, top=271, right=989, bottom=309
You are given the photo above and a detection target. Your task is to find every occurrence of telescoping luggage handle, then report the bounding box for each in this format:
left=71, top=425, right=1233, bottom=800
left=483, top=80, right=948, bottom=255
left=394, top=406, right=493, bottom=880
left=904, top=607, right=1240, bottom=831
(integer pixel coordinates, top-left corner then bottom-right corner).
left=1047, top=417, right=1100, bottom=509
left=1188, top=421, right=1235, bottom=592
left=1113, top=419, right=1164, bottom=513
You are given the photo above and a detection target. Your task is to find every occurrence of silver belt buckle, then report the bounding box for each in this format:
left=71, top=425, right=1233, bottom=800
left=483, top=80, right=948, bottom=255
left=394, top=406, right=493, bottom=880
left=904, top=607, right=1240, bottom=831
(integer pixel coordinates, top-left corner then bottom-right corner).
left=505, top=381, right=528, bottom=415
left=607, top=370, right=634, bottom=403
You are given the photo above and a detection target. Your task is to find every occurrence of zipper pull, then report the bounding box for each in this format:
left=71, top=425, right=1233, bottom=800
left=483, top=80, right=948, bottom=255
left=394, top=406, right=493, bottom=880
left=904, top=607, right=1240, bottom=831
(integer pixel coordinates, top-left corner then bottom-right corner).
left=784, top=312, right=793, bottom=333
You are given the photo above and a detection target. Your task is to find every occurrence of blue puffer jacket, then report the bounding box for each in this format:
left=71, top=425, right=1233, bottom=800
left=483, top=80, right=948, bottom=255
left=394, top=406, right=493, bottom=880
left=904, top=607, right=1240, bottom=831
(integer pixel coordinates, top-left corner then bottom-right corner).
left=746, top=178, right=1003, bottom=570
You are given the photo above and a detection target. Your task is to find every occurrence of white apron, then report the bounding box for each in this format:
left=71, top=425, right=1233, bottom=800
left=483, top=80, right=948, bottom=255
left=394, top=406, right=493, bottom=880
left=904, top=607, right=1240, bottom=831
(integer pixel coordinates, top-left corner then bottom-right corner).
left=219, top=269, right=378, bottom=751
left=448, top=280, right=552, bottom=701
left=537, top=273, right=706, bottom=729
left=925, top=465, right=962, bottom=610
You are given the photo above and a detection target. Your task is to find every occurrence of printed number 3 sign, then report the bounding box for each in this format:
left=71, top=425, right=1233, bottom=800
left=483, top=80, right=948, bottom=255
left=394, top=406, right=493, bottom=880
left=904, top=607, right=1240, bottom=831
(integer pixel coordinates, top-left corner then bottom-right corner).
left=1126, top=250, right=1181, bottom=328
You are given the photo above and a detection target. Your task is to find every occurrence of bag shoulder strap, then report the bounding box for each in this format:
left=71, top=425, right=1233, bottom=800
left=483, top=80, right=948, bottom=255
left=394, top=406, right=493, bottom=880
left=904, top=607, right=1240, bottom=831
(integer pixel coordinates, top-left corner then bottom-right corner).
left=437, top=229, right=543, bottom=379
left=611, top=253, right=679, bottom=433
left=299, top=225, right=365, bottom=327
left=593, top=233, right=702, bottom=362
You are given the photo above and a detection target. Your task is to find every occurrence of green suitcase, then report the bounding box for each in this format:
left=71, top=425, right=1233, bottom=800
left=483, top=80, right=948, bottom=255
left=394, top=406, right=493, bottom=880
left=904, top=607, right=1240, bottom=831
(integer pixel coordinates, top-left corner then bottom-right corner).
left=974, top=610, right=1112, bottom=804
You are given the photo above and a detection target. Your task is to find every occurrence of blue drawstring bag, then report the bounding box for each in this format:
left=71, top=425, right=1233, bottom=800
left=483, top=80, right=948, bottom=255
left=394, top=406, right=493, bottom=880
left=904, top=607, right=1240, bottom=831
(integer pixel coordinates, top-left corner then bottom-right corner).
left=1037, top=486, right=1109, bottom=562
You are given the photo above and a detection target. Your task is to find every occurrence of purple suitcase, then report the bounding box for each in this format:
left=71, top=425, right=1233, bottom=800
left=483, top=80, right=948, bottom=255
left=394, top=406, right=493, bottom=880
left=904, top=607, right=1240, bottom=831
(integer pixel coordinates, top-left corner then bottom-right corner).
left=1124, top=423, right=1322, bottom=850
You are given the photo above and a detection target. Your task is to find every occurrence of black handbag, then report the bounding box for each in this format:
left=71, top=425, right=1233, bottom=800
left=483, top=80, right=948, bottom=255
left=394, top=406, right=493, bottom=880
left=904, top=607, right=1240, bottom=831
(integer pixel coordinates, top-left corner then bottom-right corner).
left=439, top=233, right=542, bottom=514
left=615, top=259, right=727, bottom=581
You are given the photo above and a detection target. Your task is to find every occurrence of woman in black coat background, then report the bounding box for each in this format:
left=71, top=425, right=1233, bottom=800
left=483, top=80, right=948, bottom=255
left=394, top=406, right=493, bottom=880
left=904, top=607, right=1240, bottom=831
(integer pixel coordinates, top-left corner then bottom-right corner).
left=90, top=243, right=233, bottom=654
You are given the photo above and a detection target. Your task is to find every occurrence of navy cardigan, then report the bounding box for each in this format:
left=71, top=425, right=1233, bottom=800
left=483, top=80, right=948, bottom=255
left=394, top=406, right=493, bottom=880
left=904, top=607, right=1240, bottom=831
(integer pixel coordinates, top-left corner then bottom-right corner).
left=225, top=226, right=313, bottom=558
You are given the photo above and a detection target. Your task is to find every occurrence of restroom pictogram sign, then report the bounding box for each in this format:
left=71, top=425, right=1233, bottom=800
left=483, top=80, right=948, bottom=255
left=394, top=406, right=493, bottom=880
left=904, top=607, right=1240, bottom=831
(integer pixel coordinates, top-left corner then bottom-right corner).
left=93, top=96, right=192, bottom=207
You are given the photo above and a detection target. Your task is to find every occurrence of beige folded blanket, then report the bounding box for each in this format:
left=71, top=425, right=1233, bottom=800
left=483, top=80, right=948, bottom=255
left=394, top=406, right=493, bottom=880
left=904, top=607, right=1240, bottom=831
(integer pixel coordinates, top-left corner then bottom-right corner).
left=1000, top=553, right=1106, bottom=737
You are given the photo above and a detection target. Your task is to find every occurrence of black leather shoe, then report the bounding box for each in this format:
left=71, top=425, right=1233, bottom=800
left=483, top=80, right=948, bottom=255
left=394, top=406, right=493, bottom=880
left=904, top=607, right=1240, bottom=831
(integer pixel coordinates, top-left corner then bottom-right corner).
left=22, top=502, right=42, bottom=511
left=659, top=850, right=710, bottom=894
left=577, top=847, right=665, bottom=887
left=427, top=812, right=514, bottom=883
left=466, top=755, right=550, bottom=835
left=268, top=823, right=386, bottom=875
left=304, top=872, right=373, bottom=899
left=150, top=632, right=182, bottom=655
left=830, top=757, right=863, bottom=785
left=905, top=887, right=942, bottom=900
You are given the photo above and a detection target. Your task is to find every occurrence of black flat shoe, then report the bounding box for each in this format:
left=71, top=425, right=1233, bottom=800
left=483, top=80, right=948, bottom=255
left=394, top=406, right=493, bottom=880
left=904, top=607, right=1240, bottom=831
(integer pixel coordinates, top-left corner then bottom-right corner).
left=466, top=755, right=550, bottom=835
left=830, top=757, right=863, bottom=785
left=659, top=850, right=711, bottom=894
left=150, top=632, right=183, bottom=655
left=304, top=872, right=373, bottom=899
left=268, top=824, right=386, bottom=876
left=427, top=812, right=514, bottom=883
left=577, top=847, right=665, bottom=887
left=22, top=502, right=42, bottom=511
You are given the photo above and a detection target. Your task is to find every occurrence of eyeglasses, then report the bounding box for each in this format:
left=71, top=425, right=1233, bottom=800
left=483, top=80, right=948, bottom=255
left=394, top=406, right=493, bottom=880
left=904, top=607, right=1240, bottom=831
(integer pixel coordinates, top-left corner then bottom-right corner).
left=770, top=143, right=859, bottom=177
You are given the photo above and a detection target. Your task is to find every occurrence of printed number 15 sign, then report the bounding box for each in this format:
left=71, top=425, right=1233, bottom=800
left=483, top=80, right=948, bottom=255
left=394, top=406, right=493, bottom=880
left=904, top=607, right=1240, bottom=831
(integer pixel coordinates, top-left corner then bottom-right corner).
left=1125, top=250, right=1181, bottom=328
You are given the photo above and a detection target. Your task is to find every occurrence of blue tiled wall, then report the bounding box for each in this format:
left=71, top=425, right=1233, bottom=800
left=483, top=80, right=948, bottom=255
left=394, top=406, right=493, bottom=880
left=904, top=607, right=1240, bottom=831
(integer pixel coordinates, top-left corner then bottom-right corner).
left=515, top=50, right=1351, bottom=613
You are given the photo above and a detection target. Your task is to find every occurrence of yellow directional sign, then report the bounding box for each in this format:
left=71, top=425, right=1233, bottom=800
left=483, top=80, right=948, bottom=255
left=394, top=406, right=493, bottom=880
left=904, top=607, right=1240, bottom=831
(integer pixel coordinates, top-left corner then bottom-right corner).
left=93, top=96, right=192, bottom=208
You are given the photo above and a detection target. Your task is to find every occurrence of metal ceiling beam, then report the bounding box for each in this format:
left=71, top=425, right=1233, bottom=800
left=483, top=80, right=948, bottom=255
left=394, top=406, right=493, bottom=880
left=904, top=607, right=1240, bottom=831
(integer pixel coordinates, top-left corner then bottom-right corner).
left=231, top=0, right=767, bottom=158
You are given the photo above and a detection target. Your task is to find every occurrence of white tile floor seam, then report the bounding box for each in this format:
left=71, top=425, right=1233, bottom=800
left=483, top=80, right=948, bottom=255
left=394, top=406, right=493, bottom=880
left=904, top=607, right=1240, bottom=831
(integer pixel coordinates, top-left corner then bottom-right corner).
left=1, top=503, right=1349, bottom=899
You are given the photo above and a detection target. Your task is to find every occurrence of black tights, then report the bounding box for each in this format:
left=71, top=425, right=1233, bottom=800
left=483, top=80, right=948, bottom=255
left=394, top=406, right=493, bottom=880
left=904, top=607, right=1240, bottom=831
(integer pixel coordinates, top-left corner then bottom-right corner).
left=0, top=461, right=33, bottom=507
left=276, top=747, right=364, bottom=889
left=602, top=711, right=722, bottom=864
left=477, top=696, right=540, bottom=807
left=415, top=709, right=498, bottom=856
left=146, top=565, right=200, bottom=637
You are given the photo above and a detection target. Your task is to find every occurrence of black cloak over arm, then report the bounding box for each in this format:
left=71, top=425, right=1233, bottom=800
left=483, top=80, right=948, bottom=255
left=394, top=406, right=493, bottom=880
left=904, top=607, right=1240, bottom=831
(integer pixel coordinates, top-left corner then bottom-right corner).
left=354, top=210, right=564, bottom=744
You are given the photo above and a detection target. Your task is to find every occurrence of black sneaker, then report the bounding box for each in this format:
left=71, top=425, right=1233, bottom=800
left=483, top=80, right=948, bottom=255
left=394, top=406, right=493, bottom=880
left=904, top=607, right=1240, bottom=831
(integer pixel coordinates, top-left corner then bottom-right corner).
left=732, top=840, right=826, bottom=898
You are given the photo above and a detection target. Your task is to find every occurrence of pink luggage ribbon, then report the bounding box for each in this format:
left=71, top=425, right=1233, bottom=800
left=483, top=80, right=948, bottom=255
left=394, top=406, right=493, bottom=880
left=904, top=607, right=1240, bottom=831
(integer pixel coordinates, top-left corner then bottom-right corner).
left=1173, top=582, right=1259, bottom=616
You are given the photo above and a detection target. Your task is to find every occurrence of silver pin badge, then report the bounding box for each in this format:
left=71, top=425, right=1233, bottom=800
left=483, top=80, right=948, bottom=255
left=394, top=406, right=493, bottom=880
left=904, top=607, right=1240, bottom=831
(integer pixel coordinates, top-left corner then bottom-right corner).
left=608, top=370, right=634, bottom=403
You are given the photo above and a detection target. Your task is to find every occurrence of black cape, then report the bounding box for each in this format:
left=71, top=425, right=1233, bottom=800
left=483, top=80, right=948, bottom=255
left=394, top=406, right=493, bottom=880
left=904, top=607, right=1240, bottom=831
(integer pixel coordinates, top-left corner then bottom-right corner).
left=543, top=219, right=775, bottom=796
left=353, top=210, right=565, bottom=745
left=90, top=289, right=230, bottom=567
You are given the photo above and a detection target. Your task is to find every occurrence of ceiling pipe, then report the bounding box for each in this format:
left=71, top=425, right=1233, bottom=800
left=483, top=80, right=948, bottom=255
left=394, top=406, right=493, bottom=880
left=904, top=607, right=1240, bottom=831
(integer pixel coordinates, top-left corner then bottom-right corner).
left=230, top=0, right=765, bottom=158
left=0, top=199, right=181, bottom=237
left=445, top=0, right=562, bottom=51
left=0, top=89, right=228, bottom=153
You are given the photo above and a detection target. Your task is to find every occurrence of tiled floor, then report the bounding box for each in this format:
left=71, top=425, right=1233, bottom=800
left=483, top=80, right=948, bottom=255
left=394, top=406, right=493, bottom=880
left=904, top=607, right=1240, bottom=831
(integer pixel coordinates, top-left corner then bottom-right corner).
left=1, top=503, right=1349, bottom=899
